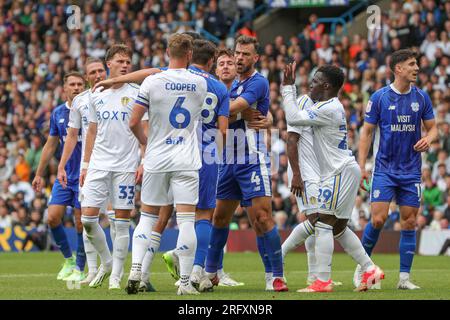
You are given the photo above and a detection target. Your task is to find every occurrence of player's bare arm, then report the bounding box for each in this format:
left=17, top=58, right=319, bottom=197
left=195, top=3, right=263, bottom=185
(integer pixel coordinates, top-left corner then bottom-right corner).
left=92, top=68, right=161, bottom=92
left=80, top=122, right=97, bottom=187
left=215, top=115, right=228, bottom=162
left=247, top=111, right=273, bottom=130
left=32, top=135, right=60, bottom=192
left=287, top=132, right=304, bottom=197
left=358, top=121, right=376, bottom=191
left=57, top=127, right=80, bottom=189
left=414, top=119, right=438, bottom=152
left=129, top=104, right=148, bottom=146
left=229, top=97, right=251, bottom=115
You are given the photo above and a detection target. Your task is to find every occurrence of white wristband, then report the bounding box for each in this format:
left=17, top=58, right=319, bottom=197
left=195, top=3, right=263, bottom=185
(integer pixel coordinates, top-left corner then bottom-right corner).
left=236, top=113, right=242, bottom=121
left=140, top=158, right=145, bottom=165
left=81, top=162, right=89, bottom=170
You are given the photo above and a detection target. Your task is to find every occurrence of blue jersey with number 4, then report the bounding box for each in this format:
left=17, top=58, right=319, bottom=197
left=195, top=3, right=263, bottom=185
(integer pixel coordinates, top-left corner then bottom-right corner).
left=365, top=84, right=434, bottom=177
left=228, top=71, right=270, bottom=164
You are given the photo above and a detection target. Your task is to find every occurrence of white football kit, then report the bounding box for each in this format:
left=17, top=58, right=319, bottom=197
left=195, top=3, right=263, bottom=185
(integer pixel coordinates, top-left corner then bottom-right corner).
left=81, top=83, right=142, bottom=210
left=282, top=85, right=360, bottom=219
left=135, top=68, right=207, bottom=206
left=286, top=94, right=320, bottom=215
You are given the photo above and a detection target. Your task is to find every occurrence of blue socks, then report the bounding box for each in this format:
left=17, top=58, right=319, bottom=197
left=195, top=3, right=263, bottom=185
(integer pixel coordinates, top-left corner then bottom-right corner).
left=205, top=226, right=229, bottom=273
left=194, top=219, right=212, bottom=268
left=50, top=224, right=72, bottom=258
left=399, top=230, right=416, bottom=273
left=257, top=236, right=272, bottom=273
left=75, top=232, right=86, bottom=271
left=218, top=248, right=224, bottom=270
left=263, top=227, right=283, bottom=277
left=361, top=221, right=381, bottom=256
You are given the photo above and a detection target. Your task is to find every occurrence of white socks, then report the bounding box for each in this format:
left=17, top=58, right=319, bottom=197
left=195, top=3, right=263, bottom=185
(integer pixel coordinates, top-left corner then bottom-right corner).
left=82, top=231, right=98, bottom=275
left=81, top=215, right=112, bottom=267
left=111, top=218, right=130, bottom=280
left=175, top=212, right=196, bottom=287
left=315, top=221, right=334, bottom=282
left=107, top=211, right=116, bottom=243
left=282, top=220, right=314, bottom=259
left=335, top=227, right=374, bottom=272
left=305, top=234, right=317, bottom=280
left=131, top=212, right=158, bottom=274
left=141, top=231, right=161, bottom=283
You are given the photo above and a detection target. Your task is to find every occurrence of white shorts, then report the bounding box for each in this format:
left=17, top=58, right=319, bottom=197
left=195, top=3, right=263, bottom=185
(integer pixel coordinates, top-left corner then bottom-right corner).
left=79, top=185, right=109, bottom=213
left=318, top=162, right=361, bottom=220
left=141, top=170, right=198, bottom=206
left=81, top=169, right=135, bottom=210
left=296, top=181, right=320, bottom=215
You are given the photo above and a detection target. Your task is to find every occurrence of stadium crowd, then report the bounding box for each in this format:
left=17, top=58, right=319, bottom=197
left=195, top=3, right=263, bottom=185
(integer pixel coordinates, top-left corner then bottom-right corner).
left=0, top=0, right=450, bottom=249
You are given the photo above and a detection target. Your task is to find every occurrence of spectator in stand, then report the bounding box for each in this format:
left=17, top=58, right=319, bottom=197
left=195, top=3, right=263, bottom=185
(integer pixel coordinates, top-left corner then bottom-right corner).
left=203, top=0, right=227, bottom=39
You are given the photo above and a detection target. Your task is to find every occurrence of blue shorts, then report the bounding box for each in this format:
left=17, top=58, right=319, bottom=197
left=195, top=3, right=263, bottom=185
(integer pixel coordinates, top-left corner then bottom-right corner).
left=197, top=162, right=218, bottom=210
left=216, top=162, right=272, bottom=201
left=370, top=172, right=421, bottom=208
left=48, top=180, right=81, bottom=209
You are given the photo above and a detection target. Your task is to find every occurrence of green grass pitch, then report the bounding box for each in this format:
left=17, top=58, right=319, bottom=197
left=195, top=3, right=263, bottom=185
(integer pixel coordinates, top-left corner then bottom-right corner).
left=0, top=252, right=449, bottom=300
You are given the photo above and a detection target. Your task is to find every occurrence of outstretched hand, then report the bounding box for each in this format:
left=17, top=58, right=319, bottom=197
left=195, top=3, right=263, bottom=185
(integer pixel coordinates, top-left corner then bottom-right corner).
left=92, top=79, right=116, bottom=92
left=282, top=62, right=297, bottom=86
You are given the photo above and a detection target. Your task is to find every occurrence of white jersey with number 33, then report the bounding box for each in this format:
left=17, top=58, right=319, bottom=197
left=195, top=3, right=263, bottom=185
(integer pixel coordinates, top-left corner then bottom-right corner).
left=88, top=83, right=141, bottom=172
left=135, top=68, right=208, bottom=173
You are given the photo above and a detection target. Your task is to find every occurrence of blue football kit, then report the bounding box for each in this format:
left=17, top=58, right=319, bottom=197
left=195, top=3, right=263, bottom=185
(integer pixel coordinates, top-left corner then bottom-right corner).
left=365, top=84, right=434, bottom=207
left=48, top=102, right=82, bottom=209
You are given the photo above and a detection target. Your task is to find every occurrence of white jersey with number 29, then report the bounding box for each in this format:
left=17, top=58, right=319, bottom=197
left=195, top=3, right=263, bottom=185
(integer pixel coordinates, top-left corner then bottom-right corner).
left=135, top=68, right=208, bottom=173
left=282, top=85, right=356, bottom=180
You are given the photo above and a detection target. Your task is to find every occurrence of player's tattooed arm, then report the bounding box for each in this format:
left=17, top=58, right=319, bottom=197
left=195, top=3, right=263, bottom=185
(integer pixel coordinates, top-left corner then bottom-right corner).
left=32, top=136, right=59, bottom=192
left=58, top=127, right=80, bottom=189
left=229, top=97, right=250, bottom=116
left=287, top=132, right=304, bottom=197
left=414, top=119, right=437, bottom=152
left=92, top=68, right=161, bottom=92
left=358, top=121, right=376, bottom=191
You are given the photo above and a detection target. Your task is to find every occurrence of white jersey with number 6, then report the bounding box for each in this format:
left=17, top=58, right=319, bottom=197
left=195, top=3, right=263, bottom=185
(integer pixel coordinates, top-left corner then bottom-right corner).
left=135, top=68, right=208, bottom=173
left=88, top=83, right=141, bottom=172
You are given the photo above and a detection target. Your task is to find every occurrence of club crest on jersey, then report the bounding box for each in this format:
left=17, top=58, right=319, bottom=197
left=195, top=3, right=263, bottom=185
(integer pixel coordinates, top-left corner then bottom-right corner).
left=121, top=96, right=131, bottom=107
left=411, top=102, right=419, bottom=112
left=237, top=85, right=243, bottom=95
left=373, top=189, right=380, bottom=199
left=366, top=100, right=372, bottom=113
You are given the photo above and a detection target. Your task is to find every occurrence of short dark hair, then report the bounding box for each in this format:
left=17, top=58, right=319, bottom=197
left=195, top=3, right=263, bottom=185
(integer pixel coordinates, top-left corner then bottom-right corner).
left=316, top=65, right=345, bottom=90
left=63, top=71, right=84, bottom=84
left=105, top=44, right=132, bottom=62
left=192, top=39, right=217, bottom=65
left=217, top=49, right=234, bottom=60
left=235, top=35, right=259, bottom=53
left=390, top=49, right=417, bottom=72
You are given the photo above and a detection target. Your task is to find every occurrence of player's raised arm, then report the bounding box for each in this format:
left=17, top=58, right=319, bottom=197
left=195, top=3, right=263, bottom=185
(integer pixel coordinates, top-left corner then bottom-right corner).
left=32, top=135, right=59, bottom=192
left=92, top=68, right=161, bottom=92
